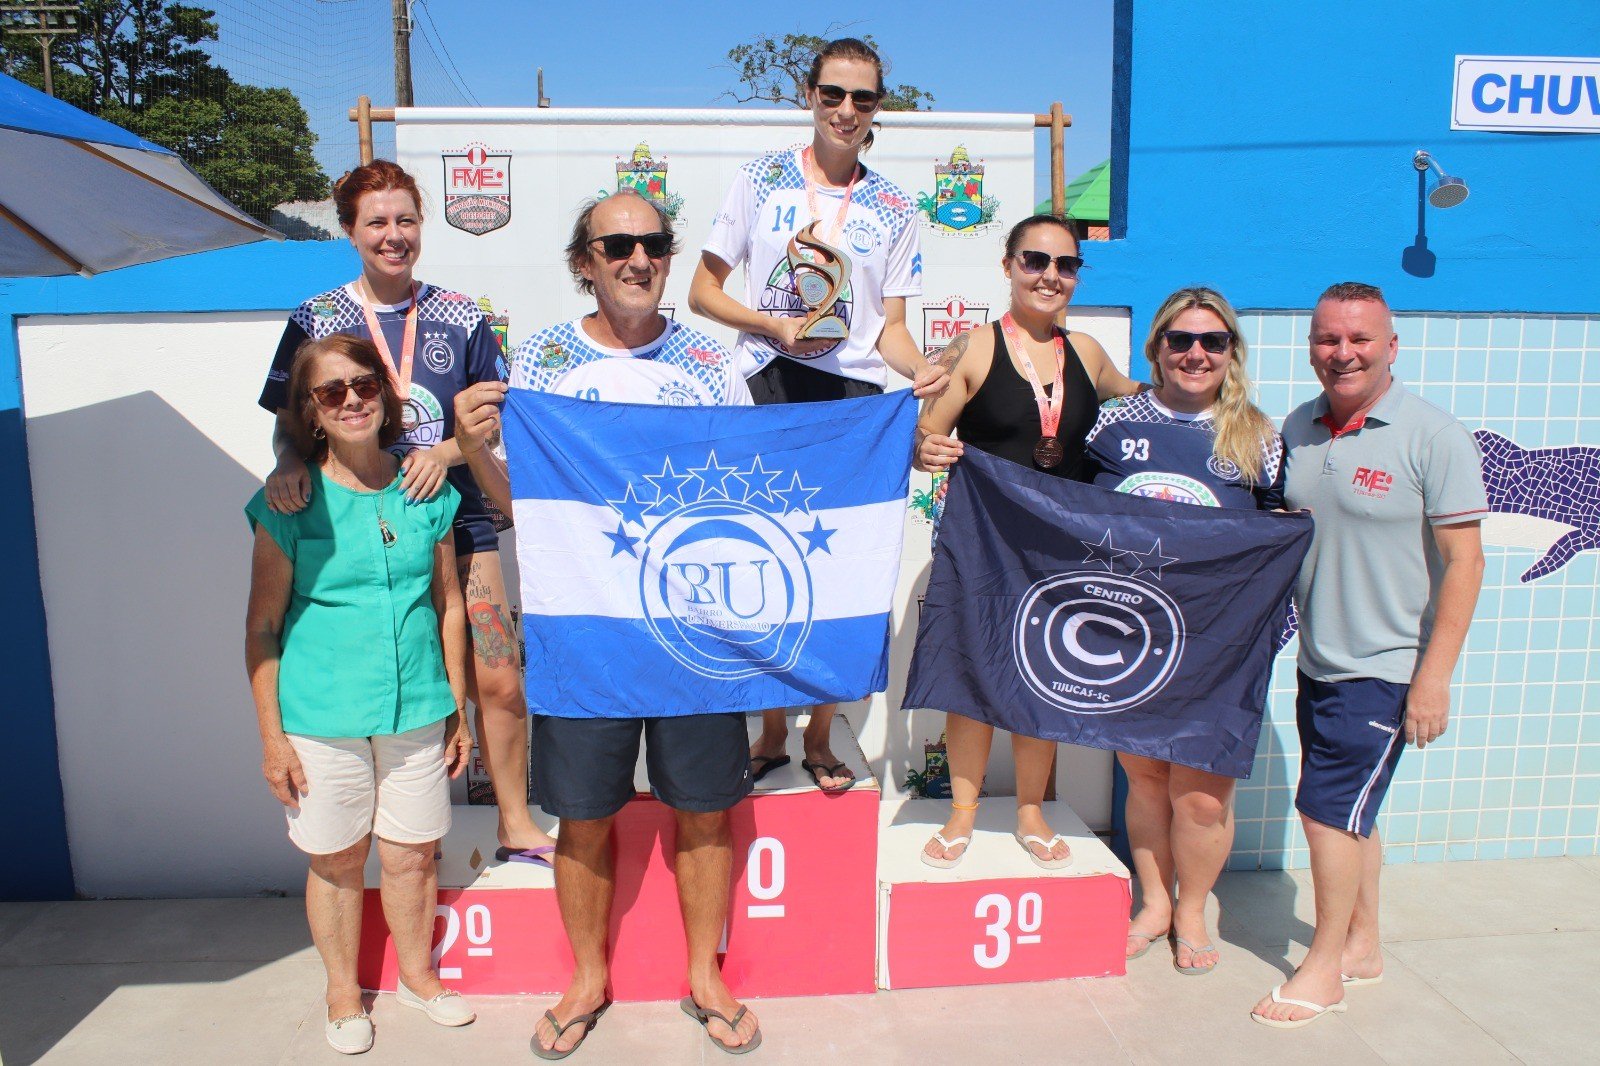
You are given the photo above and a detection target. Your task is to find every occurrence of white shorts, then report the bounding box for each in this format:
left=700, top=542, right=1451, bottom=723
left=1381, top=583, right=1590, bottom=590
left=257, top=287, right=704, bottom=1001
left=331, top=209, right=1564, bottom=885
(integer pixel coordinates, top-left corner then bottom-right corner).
left=285, top=721, right=452, bottom=855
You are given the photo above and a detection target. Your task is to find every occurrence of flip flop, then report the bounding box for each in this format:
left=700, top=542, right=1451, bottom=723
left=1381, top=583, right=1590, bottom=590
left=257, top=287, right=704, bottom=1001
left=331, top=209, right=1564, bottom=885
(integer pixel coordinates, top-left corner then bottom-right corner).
left=1125, top=928, right=1169, bottom=960
left=679, top=996, right=762, bottom=1055
left=496, top=845, right=555, bottom=868
left=531, top=999, right=612, bottom=1060
left=1173, top=936, right=1220, bottom=975
left=801, top=759, right=855, bottom=794
left=1341, top=972, right=1384, bottom=988
left=748, top=754, right=791, bottom=784
left=920, top=831, right=970, bottom=870
left=1250, top=985, right=1348, bottom=1029
left=1014, top=832, right=1073, bottom=870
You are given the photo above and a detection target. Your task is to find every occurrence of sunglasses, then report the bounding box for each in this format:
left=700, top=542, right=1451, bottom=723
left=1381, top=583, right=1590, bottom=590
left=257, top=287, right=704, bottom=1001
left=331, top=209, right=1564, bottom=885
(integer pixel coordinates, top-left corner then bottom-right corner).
left=814, top=83, right=882, bottom=112
left=589, top=231, right=673, bottom=261
left=310, top=373, right=383, bottom=408
left=1013, top=250, right=1084, bottom=278
left=1162, top=330, right=1234, bottom=355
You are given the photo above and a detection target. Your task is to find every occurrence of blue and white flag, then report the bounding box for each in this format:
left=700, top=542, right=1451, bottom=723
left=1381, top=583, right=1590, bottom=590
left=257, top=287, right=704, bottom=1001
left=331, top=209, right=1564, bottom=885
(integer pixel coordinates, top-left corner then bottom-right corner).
left=903, top=448, right=1313, bottom=779
left=504, top=389, right=917, bottom=718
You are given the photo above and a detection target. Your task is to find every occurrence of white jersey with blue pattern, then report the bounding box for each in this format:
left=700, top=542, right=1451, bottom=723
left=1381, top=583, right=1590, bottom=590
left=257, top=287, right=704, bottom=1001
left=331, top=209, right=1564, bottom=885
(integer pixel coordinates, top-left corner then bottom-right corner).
left=508, top=317, right=752, bottom=407
left=703, top=145, right=922, bottom=388
left=1085, top=391, right=1285, bottom=511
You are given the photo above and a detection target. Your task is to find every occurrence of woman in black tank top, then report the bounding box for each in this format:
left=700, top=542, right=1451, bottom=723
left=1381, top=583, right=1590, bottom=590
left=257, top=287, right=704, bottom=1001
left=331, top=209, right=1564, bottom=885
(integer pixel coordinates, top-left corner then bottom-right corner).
left=956, top=320, right=1100, bottom=480
left=910, top=214, right=1143, bottom=873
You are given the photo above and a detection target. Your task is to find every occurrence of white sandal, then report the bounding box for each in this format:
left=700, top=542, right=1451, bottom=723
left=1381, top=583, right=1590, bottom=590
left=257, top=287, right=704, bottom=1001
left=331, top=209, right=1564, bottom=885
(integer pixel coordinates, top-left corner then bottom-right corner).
left=1015, top=832, right=1073, bottom=870
left=920, top=832, right=970, bottom=869
left=325, top=1012, right=374, bottom=1055
left=1251, top=985, right=1348, bottom=1029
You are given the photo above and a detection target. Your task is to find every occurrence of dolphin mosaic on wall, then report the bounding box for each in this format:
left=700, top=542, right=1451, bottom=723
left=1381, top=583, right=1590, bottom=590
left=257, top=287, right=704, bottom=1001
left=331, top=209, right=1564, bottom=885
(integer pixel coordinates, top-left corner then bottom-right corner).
left=1474, top=429, right=1600, bottom=582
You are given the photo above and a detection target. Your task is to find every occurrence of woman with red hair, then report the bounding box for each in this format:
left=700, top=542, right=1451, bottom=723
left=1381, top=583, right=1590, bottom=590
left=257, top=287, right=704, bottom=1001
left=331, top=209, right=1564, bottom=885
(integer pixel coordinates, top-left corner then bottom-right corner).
left=258, top=160, right=555, bottom=870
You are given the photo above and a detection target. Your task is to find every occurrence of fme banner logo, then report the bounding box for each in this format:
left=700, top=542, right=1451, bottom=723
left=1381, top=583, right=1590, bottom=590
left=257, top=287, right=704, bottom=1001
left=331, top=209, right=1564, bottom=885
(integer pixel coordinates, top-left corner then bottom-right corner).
left=1452, top=55, right=1600, bottom=133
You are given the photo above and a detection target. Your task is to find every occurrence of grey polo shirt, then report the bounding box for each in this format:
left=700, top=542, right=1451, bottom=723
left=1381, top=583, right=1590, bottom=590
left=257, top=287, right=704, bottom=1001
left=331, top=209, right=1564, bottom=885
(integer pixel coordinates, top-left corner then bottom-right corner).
left=1282, top=381, right=1487, bottom=684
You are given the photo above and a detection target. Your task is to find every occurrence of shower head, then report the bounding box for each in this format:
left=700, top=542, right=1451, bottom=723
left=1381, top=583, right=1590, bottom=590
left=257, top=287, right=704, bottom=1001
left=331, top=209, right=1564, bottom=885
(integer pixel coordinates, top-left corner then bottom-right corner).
left=1413, top=150, right=1470, bottom=209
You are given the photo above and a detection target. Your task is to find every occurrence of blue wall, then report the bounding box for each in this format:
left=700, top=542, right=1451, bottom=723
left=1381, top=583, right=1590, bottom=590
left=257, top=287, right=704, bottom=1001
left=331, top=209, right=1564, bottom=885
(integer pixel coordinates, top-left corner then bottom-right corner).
left=1098, top=0, right=1600, bottom=342
left=0, top=241, right=354, bottom=899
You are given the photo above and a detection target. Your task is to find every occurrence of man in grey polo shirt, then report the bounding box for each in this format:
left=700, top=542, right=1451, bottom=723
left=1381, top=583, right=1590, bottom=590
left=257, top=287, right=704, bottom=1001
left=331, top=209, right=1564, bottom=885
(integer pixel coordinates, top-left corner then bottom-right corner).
left=1252, top=282, right=1486, bottom=1029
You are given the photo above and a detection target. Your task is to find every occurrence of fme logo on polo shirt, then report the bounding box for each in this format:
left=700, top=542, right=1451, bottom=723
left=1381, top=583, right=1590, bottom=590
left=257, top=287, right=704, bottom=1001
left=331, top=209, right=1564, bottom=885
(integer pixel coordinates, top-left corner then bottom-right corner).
left=1352, top=467, right=1394, bottom=499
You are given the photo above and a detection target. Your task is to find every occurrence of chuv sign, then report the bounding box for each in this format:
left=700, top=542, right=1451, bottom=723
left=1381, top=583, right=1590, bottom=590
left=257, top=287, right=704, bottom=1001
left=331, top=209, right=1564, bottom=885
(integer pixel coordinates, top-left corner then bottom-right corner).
left=1453, top=55, right=1600, bottom=133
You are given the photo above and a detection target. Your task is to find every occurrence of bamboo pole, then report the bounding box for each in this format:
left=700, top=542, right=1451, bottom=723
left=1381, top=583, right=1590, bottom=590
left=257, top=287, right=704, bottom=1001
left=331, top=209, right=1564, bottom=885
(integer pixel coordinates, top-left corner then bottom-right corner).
left=357, top=95, right=374, bottom=166
left=1050, top=102, right=1066, bottom=217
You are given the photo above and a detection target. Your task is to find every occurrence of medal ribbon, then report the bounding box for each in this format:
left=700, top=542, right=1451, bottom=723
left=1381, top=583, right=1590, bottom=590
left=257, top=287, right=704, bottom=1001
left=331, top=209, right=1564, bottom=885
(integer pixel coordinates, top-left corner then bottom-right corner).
left=356, top=278, right=419, bottom=401
left=1000, top=312, right=1066, bottom=439
left=801, top=146, right=858, bottom=243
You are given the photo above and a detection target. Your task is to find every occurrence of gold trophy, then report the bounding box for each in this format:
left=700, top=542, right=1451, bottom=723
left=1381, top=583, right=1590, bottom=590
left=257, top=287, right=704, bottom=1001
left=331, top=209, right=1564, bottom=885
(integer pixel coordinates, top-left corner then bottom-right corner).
left=786, top=222, right=851, bottom=340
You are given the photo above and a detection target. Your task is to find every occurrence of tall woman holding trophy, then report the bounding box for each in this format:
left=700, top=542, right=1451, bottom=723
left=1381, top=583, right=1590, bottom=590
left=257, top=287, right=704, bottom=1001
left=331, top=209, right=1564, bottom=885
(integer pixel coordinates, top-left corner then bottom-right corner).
left=690, top=37, right=948, bottom=792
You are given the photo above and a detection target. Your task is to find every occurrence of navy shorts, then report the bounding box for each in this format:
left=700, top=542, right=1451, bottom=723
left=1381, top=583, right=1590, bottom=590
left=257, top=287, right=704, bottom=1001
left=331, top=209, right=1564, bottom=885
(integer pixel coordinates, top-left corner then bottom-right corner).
left=1294, top=671, right=1409, bottom=837
left=528, top=713, right=752, bottom=820
left=748, top=358, right=884, bottom=405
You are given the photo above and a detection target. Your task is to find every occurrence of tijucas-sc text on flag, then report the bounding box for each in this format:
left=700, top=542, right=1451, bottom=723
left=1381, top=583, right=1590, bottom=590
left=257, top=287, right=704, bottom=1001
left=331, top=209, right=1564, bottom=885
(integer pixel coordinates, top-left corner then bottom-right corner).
left=903, top=448, right=1313, bottom=779
left=503, top=388, right=917, bottom=718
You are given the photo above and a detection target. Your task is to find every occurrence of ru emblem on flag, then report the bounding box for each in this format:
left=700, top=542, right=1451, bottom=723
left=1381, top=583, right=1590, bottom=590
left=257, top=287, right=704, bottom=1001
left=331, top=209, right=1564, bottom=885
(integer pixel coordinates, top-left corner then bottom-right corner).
left=503, top=390, right=916, bottom=719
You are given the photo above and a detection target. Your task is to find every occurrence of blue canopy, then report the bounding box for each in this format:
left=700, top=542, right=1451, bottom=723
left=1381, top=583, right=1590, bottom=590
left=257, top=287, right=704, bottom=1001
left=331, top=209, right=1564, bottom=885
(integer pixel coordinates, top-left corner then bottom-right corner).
left=0, top=71, right=281, bottom=276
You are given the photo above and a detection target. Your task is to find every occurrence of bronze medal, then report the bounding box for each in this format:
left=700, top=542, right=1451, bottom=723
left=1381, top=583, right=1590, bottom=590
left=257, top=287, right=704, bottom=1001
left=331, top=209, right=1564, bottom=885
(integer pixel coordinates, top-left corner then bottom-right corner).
left=1033, top=435, right=1064, bottom=469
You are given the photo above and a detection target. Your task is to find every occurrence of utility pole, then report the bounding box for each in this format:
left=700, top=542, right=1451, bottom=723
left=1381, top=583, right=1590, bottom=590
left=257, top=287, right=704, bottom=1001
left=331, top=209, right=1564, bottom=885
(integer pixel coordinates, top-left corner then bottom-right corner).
left=391, top=0, right=412, bottom=107
left=0, top=1, right=81, bottom=97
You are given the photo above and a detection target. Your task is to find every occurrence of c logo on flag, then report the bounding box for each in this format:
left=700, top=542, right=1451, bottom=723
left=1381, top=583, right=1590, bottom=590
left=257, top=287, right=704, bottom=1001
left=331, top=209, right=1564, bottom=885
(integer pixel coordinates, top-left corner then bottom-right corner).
left=639, top=500, right=814, bottom=679
left=1013, top=572, right=1185, bottom=714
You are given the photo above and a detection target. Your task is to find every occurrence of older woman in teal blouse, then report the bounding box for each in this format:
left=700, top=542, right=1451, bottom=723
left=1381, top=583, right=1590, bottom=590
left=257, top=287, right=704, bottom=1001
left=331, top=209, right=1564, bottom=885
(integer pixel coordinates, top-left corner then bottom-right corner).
left=245, top=333, right=476, bottom=1055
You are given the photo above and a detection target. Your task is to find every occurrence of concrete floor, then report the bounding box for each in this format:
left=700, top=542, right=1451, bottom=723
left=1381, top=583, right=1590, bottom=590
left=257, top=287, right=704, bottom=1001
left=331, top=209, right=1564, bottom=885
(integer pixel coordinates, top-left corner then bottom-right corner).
left=1, top=856, right=1596, bottom=1065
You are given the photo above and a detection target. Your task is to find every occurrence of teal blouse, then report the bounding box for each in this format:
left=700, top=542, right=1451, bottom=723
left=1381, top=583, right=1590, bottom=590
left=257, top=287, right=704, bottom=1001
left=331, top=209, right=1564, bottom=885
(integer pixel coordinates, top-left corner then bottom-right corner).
left=246, top=467, right=461, bottom=738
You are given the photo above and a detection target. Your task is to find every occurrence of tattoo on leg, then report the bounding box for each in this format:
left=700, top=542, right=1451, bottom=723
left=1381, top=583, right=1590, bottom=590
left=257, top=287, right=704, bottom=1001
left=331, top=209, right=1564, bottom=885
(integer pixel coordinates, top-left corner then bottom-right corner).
left=469, top=601, right=517, bottom=669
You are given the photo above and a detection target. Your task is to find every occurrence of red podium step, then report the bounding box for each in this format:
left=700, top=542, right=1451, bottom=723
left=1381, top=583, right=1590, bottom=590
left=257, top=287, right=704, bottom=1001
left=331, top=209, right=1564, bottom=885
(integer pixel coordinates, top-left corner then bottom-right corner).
left=875, top=797, right=1130, bottom=990
left=357, top=715, right=879, bottom=1001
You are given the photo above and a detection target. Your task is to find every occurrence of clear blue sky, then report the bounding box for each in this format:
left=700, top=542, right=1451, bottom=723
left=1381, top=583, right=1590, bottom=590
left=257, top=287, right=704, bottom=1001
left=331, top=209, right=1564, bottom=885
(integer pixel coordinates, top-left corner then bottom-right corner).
left=208, top=0, right=1114, bottom=202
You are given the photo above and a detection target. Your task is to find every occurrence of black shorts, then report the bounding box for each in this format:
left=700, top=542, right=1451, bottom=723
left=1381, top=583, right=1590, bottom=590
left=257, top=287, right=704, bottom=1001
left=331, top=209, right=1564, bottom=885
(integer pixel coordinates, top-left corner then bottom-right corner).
left=528, top=713, right=753, bottom=820
left=748, top=357, right=884, bottom=405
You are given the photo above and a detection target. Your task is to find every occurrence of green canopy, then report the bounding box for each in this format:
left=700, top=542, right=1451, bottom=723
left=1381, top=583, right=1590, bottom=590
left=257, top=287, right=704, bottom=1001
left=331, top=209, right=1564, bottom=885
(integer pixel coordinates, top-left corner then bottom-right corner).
left=1035, top=159, right=1110, bottom=222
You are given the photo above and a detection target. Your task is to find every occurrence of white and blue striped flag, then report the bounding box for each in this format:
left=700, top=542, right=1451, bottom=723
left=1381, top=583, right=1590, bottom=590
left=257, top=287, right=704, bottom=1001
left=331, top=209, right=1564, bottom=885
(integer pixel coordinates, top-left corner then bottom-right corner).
left=504, top=389, right=917, bottom=718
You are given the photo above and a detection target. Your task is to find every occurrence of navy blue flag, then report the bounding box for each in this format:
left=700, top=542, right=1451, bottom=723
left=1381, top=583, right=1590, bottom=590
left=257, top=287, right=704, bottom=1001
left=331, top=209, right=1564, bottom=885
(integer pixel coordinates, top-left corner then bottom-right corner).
left=903, top=448, right=1313, bottom=778
left=504, top=388, right=917, bottom=718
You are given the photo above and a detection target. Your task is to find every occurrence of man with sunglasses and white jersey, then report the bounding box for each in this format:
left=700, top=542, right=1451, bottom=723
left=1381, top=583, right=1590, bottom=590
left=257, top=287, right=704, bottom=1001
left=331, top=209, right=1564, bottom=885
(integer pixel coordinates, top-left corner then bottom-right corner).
left=453, top=189, right=762, bottom=1058
left=1251, top=282, right=1486, bottom=1029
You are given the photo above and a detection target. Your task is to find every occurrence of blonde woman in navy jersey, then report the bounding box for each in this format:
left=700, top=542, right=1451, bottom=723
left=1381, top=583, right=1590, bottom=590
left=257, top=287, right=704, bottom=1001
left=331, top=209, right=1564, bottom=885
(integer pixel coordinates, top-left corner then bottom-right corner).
left=259, top=161, right=556, bottom=871
left=1085, top=287, right=1285, bottom=975
left=914, top=214, right=1141, bottom=870
left=690, top=37, right=949, bottom=794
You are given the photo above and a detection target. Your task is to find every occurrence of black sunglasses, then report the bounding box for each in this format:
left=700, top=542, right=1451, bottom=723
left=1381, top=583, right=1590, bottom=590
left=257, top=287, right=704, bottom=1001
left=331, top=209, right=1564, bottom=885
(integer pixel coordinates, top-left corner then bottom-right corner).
left=1013, top=250, right=1084, bottom=278
left=589, top=231, right=673, bottom=261
left=1162, top=330, right=1234, bottom=355
left=814, top=83, right=882, bottom=112
left=310, top=373, right=383, bottom=408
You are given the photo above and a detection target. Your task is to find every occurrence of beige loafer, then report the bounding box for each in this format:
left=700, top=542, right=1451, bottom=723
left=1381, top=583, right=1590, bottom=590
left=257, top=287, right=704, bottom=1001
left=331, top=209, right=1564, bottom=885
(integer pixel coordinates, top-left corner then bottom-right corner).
left=396, top=982, right=476, bottom=1027
left=325, top=1012, right=373, bottom=1055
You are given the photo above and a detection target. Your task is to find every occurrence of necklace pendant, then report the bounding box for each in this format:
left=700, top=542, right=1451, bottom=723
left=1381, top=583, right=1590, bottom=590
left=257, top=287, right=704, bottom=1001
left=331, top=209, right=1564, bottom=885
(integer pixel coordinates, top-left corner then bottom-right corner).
left=378, top=517, right=396, bottom=548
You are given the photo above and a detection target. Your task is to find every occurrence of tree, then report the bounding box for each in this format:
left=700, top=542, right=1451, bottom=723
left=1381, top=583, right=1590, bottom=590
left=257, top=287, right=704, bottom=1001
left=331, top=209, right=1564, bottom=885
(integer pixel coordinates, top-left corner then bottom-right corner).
left=0, top=2, right=326, bottom=222
left=724, top=29, right=934, bottom=111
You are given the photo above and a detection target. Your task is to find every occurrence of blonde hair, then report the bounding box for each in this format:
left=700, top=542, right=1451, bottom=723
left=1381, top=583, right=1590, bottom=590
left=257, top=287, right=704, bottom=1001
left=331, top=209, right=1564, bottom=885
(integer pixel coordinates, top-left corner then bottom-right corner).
left=1144, top=287, right=1275, bottom=484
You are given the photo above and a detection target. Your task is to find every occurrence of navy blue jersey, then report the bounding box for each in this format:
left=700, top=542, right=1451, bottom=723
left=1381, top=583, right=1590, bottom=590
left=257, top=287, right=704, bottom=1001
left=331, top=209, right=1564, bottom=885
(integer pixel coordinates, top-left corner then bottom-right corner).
left=1084, top=391, right=1285, bottom=511
left=260, top=281, right=507, bottom=553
